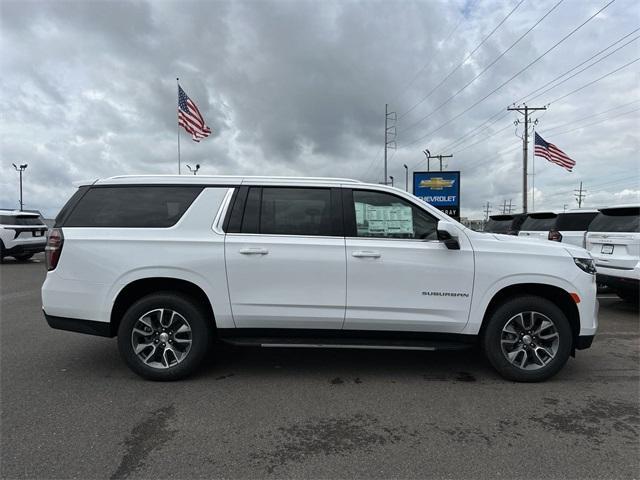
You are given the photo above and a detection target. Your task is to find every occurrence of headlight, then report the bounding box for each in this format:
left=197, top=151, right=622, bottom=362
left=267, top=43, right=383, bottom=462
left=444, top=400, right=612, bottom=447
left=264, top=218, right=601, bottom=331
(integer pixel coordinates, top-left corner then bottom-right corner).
left=574, top=257, right=596, bottom=274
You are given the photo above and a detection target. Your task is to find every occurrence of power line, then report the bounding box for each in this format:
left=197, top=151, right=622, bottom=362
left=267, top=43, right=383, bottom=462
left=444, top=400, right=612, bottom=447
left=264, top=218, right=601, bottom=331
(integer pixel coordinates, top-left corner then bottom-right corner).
left=541, top=99, right=640, bottom=134
left=525, top=34, right=640, bottom=104
left=397, top=0, right=526, bottom=119
left=548, top=56, right=640, bottom=105
left=542, top=107, right=640, bottom=137
left=516, top=27, right=640, bottom=105
left=398, top=0, right=616, bottom=150
left=389, top=0, right=478, bottom=107
left=452, top=123, right=513, bottom=154
left=399, top=0, right=564, bottom=134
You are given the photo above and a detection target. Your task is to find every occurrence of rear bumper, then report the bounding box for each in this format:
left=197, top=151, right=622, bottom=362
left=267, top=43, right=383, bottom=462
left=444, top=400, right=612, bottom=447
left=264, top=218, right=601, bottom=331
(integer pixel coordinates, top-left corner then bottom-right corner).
left=597, top=273, right=639, bottom=291
left=4, top=242, right=46, bottom=255
left=43, top=311, right=114, bottom=337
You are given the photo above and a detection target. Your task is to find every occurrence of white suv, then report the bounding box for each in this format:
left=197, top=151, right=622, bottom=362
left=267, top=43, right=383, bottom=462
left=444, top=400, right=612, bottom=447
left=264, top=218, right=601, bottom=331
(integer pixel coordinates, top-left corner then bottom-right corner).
left=42, top=175, right=598, bottom=382
left=0, top=209, right=48, bottom=262
left=586, top=205, right=639, bottom=304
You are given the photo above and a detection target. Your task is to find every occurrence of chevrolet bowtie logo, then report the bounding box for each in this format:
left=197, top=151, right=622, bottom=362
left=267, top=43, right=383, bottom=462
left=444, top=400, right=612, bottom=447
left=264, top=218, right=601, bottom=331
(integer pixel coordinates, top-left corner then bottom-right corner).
left=419, top=177, right=455, bottom=190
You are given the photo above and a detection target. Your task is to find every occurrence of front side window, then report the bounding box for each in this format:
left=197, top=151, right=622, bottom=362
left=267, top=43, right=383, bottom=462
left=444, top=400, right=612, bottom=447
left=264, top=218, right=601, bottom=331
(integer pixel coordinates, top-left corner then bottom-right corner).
left=352, top=190, right=438, bottom=240
left=258, top=188, right=333, bottom=236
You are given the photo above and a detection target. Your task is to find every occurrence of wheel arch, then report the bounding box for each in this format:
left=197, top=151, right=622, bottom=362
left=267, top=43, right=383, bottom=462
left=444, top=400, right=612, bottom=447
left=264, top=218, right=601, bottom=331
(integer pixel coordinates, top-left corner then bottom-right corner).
left=479, top=283, right=580, bottom=352
left=110, top=277, right=216, bottom=337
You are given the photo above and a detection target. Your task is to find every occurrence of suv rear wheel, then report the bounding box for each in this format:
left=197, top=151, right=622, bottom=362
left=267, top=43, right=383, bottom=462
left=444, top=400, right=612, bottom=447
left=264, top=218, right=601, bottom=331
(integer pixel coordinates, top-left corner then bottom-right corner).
left=117, top=292, right=212, bottom=381
left=482, top=296, right=572, bottom=382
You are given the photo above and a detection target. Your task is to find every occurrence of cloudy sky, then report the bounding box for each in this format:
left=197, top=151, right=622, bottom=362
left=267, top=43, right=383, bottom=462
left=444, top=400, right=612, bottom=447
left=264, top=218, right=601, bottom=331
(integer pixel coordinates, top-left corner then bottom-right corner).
left=1, top=0, right=638, bottom=219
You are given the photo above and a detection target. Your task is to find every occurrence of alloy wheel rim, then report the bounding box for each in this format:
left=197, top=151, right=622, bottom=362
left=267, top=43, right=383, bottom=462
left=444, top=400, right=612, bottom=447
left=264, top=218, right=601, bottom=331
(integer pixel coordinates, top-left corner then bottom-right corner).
left=131, top=308, right=192, bottom=369
left=500, top=311, right=559, bottom=371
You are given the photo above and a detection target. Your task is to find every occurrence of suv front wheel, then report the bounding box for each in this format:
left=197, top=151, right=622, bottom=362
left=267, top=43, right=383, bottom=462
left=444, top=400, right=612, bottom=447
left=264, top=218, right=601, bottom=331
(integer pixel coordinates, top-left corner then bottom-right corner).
left=482, top=295, right=573, bottom=382
left=117, top=292, right=212, bottom=381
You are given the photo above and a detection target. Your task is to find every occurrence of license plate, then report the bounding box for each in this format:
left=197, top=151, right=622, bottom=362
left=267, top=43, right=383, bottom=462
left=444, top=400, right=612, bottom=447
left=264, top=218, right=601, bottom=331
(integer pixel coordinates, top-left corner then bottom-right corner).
left=601, top=244, right=614, bottom=254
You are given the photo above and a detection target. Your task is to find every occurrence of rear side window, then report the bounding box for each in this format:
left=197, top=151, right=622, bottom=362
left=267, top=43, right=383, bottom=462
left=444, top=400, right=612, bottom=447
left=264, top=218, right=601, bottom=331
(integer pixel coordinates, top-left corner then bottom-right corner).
left=63, top=186, right=203, bottom=228
left=588, top=208, right=640, bottom=233
left=520, top=213, right=557, bottom=231
left=555, top=212, right=598, bottom=231
left=0, top=215, right=43, bottom=226
left=259, top=188, right=332, bottom=236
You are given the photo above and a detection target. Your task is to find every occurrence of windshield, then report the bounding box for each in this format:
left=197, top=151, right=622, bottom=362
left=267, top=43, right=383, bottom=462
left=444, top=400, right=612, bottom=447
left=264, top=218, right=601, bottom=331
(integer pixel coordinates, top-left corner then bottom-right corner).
left=555, top=212, right=598, bottom=231
left=484, top=218, right=513, bottom=233
left=520, top=214, right=557, bottom=231
left=588, top=208, right=640, bottom=233
left=0, top=215, right=44, bottom=226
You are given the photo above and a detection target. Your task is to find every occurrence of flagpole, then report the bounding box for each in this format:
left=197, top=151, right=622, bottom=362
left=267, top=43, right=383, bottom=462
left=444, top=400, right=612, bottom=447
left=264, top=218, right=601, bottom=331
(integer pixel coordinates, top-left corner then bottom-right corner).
left=532, top=126, right=535, bottom=211
left=176, top=77, right=181, bottom=175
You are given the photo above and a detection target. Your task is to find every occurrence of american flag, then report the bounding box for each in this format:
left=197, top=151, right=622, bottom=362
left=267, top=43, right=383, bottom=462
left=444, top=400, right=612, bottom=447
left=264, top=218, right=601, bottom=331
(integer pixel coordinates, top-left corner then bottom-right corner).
left=178, top=85, right=212, bottom=142
left=534, top=132, right=575, bottom=172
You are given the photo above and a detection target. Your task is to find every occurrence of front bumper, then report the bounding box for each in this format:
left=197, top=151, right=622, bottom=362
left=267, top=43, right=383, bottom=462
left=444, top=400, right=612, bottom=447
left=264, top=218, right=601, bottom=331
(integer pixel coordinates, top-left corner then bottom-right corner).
left=5, top=242, right=46, bottom=256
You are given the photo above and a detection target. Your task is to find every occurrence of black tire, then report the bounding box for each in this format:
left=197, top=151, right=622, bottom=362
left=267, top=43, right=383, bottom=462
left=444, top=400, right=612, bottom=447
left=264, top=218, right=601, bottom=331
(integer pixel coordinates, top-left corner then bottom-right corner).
left=482, top=295, right=573, bottom=382
left=0, top=241, right=5, bottom=263
left=616, top=288, right=639, bottom=305
left=14, top=253, right=34, bottom=262
left=117, top=292, right=213, bottom=381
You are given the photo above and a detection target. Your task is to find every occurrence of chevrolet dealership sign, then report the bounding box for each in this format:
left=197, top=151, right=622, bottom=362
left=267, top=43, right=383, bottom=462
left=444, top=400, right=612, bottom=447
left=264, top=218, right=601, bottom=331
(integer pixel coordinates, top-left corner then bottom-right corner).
left=413, top=171, right=461, bottom=220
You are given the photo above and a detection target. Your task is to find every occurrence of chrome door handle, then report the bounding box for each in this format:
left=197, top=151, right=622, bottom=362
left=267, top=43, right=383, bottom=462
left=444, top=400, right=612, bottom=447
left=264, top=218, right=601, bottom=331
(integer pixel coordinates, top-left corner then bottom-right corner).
left=352, top=251, right=381, bottom=258
left=239, top=248, right=269, bottom=255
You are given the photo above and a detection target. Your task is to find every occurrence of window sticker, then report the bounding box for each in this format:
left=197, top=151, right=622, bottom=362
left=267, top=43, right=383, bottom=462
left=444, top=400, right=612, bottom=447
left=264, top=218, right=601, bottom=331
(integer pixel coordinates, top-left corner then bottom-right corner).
left=356, top=203, right=414, bottom=236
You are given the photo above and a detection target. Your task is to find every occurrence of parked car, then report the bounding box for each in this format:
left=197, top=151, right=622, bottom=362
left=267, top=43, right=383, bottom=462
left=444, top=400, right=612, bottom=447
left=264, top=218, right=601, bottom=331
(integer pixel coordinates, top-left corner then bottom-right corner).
left=586, top=205, right=639, bottom=303
left=548, top=209, right=599, bottom=247
left=0, top=209, right=48, bottom=262
left=42, top=175, right=598, bottom=382
left=518, top=212, right=558, bottom=241
left=484, top=214, right=527, bottom=235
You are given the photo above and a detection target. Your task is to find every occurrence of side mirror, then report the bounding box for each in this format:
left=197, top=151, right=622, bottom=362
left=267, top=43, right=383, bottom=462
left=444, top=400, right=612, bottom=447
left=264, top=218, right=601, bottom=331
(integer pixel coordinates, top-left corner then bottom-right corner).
left=437, top=220, right=460, bottom=250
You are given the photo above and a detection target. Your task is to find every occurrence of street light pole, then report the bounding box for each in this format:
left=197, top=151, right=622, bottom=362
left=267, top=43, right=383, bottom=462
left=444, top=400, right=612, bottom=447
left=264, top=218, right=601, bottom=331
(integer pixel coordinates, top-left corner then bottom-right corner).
left=12, top=163, right=28, bottom=211
left=389, top=176, right=394, bottom=187
left=403, top=164, right=408, bottom=192
left=186, top=164, right=200, bottom=175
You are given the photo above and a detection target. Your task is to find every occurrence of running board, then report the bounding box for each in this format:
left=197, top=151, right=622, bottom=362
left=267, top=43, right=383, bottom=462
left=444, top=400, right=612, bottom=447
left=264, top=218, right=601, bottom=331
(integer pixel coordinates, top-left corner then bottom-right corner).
left=219, top=336, right=472, bottom=352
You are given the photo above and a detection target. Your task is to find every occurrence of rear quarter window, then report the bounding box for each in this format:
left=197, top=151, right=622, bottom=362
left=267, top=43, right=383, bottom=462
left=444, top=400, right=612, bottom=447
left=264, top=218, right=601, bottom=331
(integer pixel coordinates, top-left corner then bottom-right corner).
left=588, top=208, right=640, bottom=233
left=62, top=186, right=203, bottom=228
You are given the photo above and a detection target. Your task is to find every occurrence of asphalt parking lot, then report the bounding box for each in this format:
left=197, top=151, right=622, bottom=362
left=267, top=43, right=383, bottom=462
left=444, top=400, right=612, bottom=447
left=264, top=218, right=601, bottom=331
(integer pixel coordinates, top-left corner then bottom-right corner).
left=1, top=255, right=638, bottom=479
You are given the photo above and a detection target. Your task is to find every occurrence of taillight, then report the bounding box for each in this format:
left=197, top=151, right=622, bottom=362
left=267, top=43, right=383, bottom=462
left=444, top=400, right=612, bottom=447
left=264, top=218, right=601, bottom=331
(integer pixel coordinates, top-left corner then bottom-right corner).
left=548, top=229, right=563, bottom=242
left=45, top=228, right=64, bottom=271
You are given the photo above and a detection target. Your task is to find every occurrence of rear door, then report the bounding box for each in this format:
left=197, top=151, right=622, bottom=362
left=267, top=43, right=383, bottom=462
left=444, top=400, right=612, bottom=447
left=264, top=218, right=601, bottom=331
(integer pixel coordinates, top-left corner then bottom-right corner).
left=224, top=186, right=347, bottom=329
left=342, top=188, right=474, bottom=333
left=586, top=207, right=640, bottom=270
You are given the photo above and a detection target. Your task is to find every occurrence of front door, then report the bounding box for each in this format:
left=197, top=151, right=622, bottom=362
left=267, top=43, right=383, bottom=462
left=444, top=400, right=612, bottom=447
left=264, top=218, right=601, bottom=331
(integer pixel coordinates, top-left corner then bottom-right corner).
left=343, top=188, right=474, bottom=333
left=225, top=186, right=346, bottom=329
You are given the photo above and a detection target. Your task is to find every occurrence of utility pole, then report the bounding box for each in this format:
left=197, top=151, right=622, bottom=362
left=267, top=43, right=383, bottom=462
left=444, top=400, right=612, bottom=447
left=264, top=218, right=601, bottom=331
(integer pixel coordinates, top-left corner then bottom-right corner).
left=563, top=204, right=568, bottom=212
left=483, top=202, right=491, bottom=221
left=507, top=105, right=547, bottom=213
left=574, top=182, right=586, bottom=208
left=12, top=163, right=28, bottom=211
left=384, top=104, right=396, bottom=185
left=507, top=199, right=514, bottom=214
left=403, top=164, right=409, bottom=192
left=424, top=149, right=453, bottom=172
left=501, top=199, right=507, bottom=214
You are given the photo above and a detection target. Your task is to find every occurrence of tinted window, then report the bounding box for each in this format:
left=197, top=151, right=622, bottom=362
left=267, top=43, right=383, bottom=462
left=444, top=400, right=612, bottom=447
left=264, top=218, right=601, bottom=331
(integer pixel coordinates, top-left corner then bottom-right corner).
left=0, top=215, right=43, bottom=226
left=353, top=190, right=438, bottom=239
left=258, top=188, right=332, bottom=236
left=484, top=217, right=513, bottom=233
left=588, top=208, right=640, bottom=233
left=64, top=186, right=203, bottom=227
left=520, top=214, right=557, bottom=231
left=555, top=212, right=598, bottom=231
